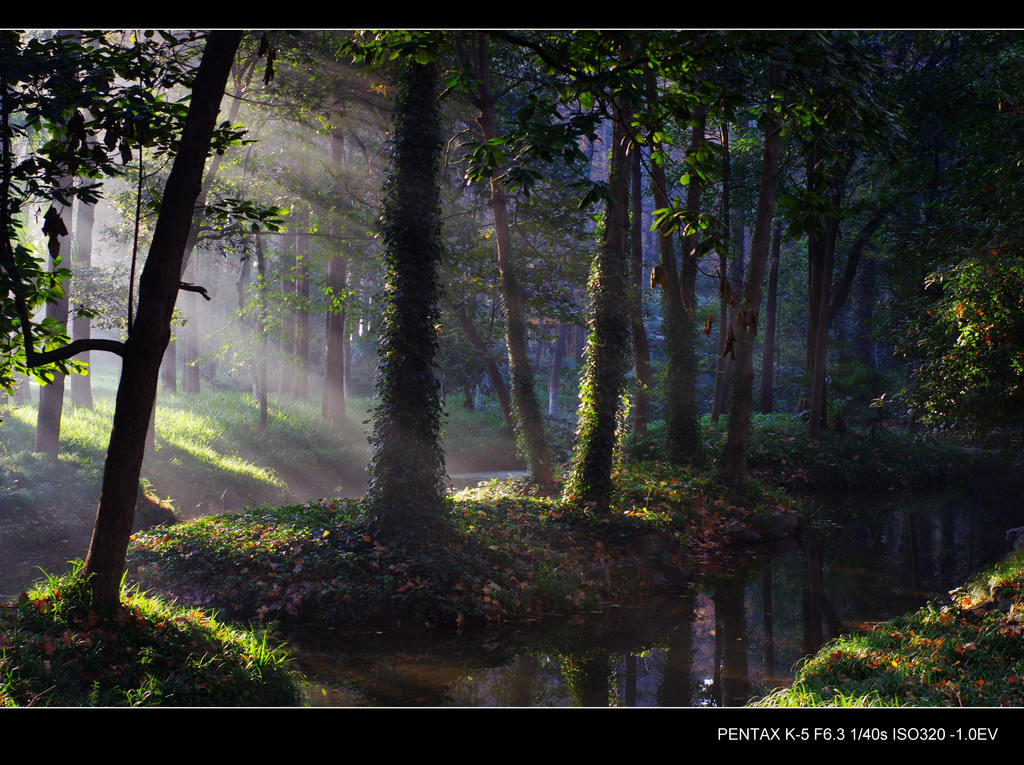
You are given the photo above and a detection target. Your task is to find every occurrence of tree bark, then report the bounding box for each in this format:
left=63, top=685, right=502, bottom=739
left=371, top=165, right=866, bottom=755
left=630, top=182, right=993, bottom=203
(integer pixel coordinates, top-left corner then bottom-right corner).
left=758, top=222, right=782, bottom=413
left=466, top=34, right=552, bottom=487
left=82, top=30, right=241, bottom=608
left=629, top=145, right=651, bottom=437
left=365, top=55, right=447, bottom=543
left=454, top=304, right=515, bottom=432
left=720, top=61, right=785, bottom=493
left=70, top=193, right=94, bottom=408
left=564, top=109, right=631, bottom=509
left=322, top=128, right=348, bottom=423
left=34, top=179, right=74, bottom=457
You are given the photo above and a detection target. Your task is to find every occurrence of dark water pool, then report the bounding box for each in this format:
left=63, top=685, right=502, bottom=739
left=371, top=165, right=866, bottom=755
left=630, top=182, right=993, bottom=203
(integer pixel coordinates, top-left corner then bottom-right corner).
left=286, top=488, right=1024, bottom=707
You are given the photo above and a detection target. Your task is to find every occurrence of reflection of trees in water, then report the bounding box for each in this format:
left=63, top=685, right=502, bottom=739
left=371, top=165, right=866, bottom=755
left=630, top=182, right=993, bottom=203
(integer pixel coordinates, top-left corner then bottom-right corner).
left=656, top=589, right=695, bottom=706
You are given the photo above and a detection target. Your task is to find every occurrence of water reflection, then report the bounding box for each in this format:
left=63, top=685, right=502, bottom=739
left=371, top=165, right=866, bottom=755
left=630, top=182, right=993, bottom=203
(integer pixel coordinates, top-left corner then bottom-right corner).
left=292, top=489, right=1024, bottom=707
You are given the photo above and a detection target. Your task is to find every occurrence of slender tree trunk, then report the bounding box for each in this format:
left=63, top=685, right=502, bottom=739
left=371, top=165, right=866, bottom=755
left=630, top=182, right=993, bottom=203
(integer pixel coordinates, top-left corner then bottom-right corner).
left=254, top=233, right=269, bottom=430
left=468, top=34, right=552, bottom=487
left=720, top=62, right=785, bottom=493
left=34, top=180, right=74, bottom=457
left=181, top=258, right=201, bottom=394
left=759, top=222, right=782, bottom=413
left=629, top=145, right=651, bottom=437
left=82, top=31, right=241, bottom=607
left=712, top=122, right=729, bottom=428
left=293, top=218, right=310, bottom=400
left=678, top=104, right=707, bottom=458
left=647, top=69, right=698, bottom=465
left=322, top=128, right=348, bottom=423
left=548, top=322, right=567, bottom=420
left=71, top=193, right=94, bottom=408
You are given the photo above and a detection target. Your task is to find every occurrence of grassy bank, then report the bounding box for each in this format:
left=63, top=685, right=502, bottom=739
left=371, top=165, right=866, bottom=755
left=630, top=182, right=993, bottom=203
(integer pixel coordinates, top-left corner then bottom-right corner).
left=755, top=552, right=1024, bottom=707
left=0, top=563, right=302, bottom=707
left=124, top=462, right=798, bottom=632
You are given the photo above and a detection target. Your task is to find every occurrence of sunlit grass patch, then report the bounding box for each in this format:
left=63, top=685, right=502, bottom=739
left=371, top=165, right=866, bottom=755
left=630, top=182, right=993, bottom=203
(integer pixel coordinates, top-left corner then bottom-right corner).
left=753, top=552, right=1024, bottom=707
left=0, top=562, right=303, bottom=706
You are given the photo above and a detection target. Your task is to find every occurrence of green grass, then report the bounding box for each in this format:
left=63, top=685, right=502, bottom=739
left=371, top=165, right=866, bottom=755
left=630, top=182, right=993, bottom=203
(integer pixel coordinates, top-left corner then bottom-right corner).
left=753, top=552, right=1024, bottom=707
left=0, top=562, right=303, bottom=707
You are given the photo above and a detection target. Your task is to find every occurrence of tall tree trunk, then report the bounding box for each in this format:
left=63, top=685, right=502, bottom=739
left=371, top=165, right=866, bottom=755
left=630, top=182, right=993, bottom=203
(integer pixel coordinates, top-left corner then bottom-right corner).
left=181, top=257, right=201, bottom=394
left=646, top=69, right=698, bottom=465
left=466, top=34, right=552, bottom=487
left=720, top=62, right=785, bottom=493
left=629, top=146, right=651, bottom=437
left=293, top=217, right=310, bottom=400
left=322, top=128, right=348, bottom=424
left=759, top=222, right=782, bottom=413
left=365, top=56, right=447, bottom=544
left=711, top=121, right=733, bottom=423
left=548, top=322, right=567, bottom=420
left=254, top=233, right=269, bottom=430
left=34, top=180, right=74, bottom=456
left=82, top=31, right=241, bottom=608
left=678, top=104, right=707, bottom=460
left=70, top=193, right=94, bottom=408
left=564, top=109, right=631, bottom=509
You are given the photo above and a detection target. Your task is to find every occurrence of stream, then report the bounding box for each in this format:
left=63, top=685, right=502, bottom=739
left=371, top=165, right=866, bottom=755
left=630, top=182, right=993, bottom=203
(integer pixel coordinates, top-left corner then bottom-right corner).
left=2, top=481, right=1021, bottom=707
left=286, top=485, right=1024, bottom=707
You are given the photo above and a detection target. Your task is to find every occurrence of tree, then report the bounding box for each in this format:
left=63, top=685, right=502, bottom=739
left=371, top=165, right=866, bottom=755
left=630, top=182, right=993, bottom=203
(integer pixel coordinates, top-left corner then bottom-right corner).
left=563, top=105, right=631, bottom=509
left=458, top=32, right=554, bottom=488
left=363, top=43, right=448, bottom=545
left=719, top=58, right=786, bottom=493
left=78, top=30, right=243, bottom=607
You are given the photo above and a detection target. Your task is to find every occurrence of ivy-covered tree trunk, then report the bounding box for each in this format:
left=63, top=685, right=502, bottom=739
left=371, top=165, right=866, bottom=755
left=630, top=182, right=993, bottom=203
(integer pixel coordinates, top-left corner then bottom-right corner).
left=82, top=30, right=241, bottom=608
left=467, top=34, right=553, bottom=488
left=564, top=112, right=631, bottom=510
left=720, top=62, right=785, bottom=493
left=365, top=57, right=447, bottom=545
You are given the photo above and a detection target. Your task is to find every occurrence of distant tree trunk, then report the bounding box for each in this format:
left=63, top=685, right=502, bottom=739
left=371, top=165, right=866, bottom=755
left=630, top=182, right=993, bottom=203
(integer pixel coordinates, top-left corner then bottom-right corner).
left=161, top=339, right=177, bottom=393
left=720, top=62, right=785, bottom=493
left=647, top=68, right=699, bottom=465
left=629, top=146, right=651, bottom=437
left=454, top=304, right=514, bottom=432
left=70, top=194, right=94, bottom=409
left=759, top=222, right=782, bottom=413
left=293, top=219, right=310, bottom=400
left=34, top=179, right=74, bottom=457
left=322, top=128, right=348, bottom=424
left=711, top=122, right=732, bottom=423
left=254, top=233, right=269, bottom=430
left=548, top=322, right=567, bottom=420
left=181, top=258, right=201, bottom=394
left=464, top=33, right=552, bottom=488
left=564, top=109, right=631, bottom=510
left=82, top=31, right=241, bottom=608
left=173, top=51, right=256, bottom=396
left=365, top=56, right=447, bottom=544
left=678, top=103, right=707, bottom=458
left=278, top=231, right=296, bottom=396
